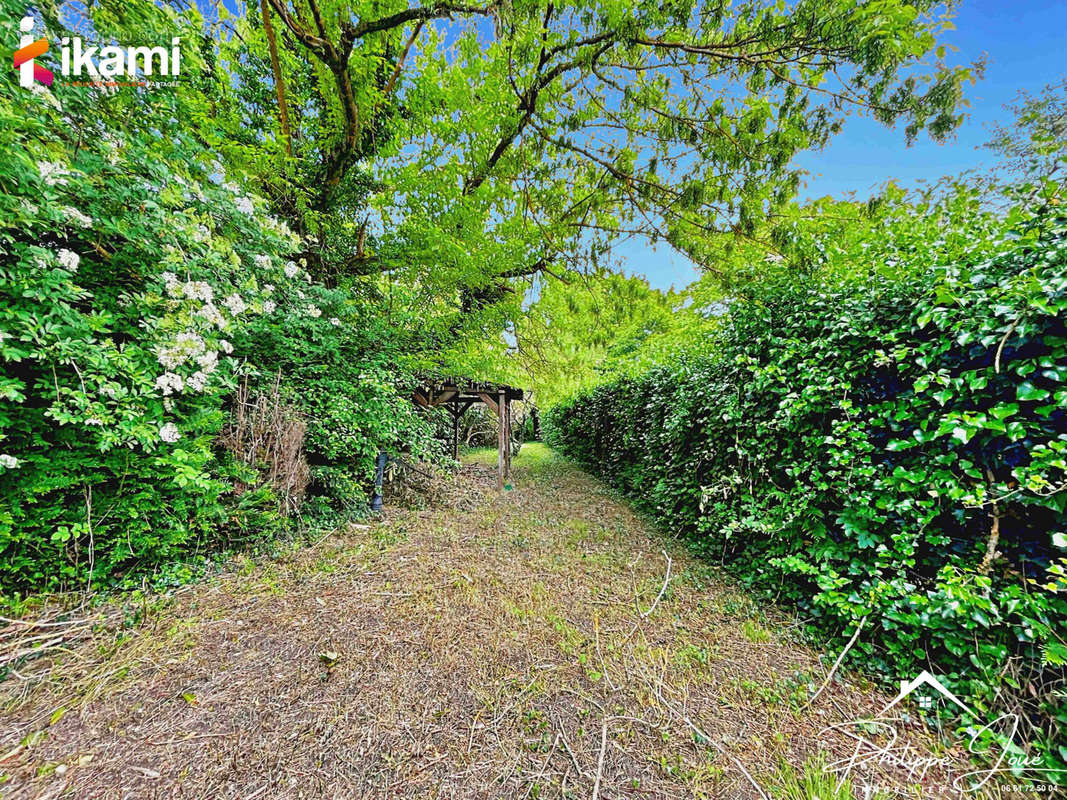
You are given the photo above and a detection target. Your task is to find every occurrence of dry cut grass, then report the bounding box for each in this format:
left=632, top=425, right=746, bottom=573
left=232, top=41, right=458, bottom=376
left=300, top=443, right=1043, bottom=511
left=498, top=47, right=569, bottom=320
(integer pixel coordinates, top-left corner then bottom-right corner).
left=1, top=445, right=983, bottom=799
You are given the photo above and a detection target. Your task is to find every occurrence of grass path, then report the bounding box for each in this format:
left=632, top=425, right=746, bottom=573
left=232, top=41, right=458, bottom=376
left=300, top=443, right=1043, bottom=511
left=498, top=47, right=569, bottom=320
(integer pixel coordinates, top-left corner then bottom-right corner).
left=2, top=445, right=968, bottom=799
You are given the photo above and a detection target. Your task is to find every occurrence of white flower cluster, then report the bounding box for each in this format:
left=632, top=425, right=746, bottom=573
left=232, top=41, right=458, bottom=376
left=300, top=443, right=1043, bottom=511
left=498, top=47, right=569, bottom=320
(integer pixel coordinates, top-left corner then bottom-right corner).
left=0, top=454, right=19, bottom=469
left=223, top=293, right=247, bottom=316
left=61, top=206, right=93, bottom=228
left=162, top=271, right=181, bottom=297
left=159, top=423, right=181, bottom=443
left=157, top=330, right=207, bottom=370
left=57, top=249, right=80, bottom=272
left=153, top=322, right=230, bottom=401
left=186, top=371, right=209, bottom=392
left=197, top=303, right=226, bottom=329
left=267, top=217, right=295, bottom=239
left=161, top=277, right=236, bottom=332
left=155, top=372, right=184, bottom=395
left=254, top=254, right=271, bottom=270
left=197, top=350, right=218, bottom=372
left=37, top=161, right=69, bottom=186
left=235, top=196, right=254, bottom=215
left=184, top=281, right=214, bottom=302
left=307, top=305, right=322, bottom=318
left=284, top=261, right=300, bottom=278
left=162, top=273, right=220, bottom=305
left=262, top=300, right=277, bottom=314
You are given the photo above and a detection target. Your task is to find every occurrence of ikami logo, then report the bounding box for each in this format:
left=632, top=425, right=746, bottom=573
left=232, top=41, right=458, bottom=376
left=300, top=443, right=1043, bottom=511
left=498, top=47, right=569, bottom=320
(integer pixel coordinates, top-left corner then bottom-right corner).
left=14, top=16, right=52, bottom=87
left=13, top=14, right=181, bottom=88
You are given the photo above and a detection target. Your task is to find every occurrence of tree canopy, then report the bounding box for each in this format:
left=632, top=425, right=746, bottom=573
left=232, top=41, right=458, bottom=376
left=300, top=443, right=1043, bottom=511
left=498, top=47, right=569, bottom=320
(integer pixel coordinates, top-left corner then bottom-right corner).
left=208, top=0, right=975, bottom=299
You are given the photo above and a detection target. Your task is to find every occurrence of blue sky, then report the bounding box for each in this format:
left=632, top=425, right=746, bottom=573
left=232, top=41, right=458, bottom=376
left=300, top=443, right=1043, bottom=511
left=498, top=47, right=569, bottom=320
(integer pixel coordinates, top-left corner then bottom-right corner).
left=621, top=0, right=1067, bottom=292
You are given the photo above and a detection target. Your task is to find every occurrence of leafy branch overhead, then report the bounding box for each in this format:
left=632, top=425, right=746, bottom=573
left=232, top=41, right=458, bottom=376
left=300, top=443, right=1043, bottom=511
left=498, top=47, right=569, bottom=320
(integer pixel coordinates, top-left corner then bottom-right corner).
left=233, top=0, right=977, bottom=285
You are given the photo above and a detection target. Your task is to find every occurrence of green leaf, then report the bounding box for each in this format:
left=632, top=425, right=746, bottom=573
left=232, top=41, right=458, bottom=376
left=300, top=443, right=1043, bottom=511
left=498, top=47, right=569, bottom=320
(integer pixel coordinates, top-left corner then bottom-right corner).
left=1017, top=382, right=1049, bottom=402
left=989, top=403, right=1019, bottom=421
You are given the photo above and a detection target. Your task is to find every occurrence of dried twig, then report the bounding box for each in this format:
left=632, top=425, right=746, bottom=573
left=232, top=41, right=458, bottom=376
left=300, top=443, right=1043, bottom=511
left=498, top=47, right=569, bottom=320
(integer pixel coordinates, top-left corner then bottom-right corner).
left=522, top=732, right=560, bottom=800
left=640, top=550, right=673, bottom=619
left=591, top=718, right=608, bottom=800
left=978, top=467, right=1002, bottom=575
left=800, top=614, right=869, bottom=712
left=556, top=723, right=585, bottom=779
left=218, top=375, right=309, bottom=516
left=623, top=550, right=673, bottom=644
left=729, top=754, right=771, bottom=800
left=994, top=318, right=1021, bottom=373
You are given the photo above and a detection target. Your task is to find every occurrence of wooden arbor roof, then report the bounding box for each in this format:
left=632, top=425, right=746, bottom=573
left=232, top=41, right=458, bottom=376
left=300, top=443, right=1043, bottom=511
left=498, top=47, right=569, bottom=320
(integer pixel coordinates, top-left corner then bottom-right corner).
left=413, top=379, right=524, bottom=489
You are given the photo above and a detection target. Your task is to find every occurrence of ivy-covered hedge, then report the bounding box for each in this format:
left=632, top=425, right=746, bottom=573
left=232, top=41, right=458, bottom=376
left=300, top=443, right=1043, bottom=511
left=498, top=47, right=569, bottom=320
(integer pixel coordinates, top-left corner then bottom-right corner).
left=545, top=216, right=1067, bottom=771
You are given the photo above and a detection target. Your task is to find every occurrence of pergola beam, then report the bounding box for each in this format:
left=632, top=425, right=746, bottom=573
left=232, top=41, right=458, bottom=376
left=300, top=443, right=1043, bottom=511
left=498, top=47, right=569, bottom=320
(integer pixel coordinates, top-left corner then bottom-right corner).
left=412, top=378, right=524, bottom=489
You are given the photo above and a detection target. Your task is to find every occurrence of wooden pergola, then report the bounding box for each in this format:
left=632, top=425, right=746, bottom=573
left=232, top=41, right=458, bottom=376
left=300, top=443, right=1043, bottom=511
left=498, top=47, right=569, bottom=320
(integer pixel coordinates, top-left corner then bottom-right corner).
left=413, top=379, right=524, bottom=489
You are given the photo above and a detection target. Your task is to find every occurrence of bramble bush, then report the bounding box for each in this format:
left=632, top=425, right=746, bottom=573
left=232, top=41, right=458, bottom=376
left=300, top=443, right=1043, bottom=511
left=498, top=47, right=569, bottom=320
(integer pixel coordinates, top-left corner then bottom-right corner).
left=545, top=205, right=1067, bottom=772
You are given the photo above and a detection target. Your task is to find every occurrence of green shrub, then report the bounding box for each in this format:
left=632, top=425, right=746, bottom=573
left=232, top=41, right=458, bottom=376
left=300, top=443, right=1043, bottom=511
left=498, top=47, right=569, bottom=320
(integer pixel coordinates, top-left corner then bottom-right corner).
left=0, top=20, right=439, bottom=596
left=545, top=213, right=1067, bottom=774
left=0, top=59, right=309, bottom=594
left=233, top=291, right=441, bottom=521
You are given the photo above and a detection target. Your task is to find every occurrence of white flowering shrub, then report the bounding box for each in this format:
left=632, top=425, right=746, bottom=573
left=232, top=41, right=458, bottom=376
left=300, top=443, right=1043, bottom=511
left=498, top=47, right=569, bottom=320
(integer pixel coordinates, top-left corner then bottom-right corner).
left=0, top=57, right=305, bottom=593
left=0, top=18, right=445, bottom=595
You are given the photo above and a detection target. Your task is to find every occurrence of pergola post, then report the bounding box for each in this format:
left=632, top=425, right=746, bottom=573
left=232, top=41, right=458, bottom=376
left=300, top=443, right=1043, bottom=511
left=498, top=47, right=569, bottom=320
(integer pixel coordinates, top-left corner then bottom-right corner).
left=451, top=408, right=460, bottom=461
left=497, top=387, right=506, bottom=490
left=411, top=379, right=523, bottom=495
left=504, top=395, right=512, bottom=479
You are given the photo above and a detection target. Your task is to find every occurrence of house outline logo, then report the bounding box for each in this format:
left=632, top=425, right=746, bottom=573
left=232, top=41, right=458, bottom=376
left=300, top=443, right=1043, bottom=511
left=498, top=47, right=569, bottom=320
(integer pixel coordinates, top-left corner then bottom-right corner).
left=14, top=16, right=54, bottom=87
left=879, top=669, right=979, bottom=719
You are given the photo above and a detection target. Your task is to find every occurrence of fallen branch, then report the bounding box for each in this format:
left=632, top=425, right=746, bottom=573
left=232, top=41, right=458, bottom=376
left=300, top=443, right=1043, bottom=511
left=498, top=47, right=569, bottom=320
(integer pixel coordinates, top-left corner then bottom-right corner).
left=649, top=682, right=769, bottom=799
left=640, top=550, right=672, bottom=619
left=591, top=718, right=608, bottom=800
left=800, top=614, right=869, bottom=712
left=728, top=754, right=771, bottom=800
left=623, top=550, right=673, bottom=644
left=978, top=467, right=1001, bottom=576
left=556, top=723, right=585, bottom=779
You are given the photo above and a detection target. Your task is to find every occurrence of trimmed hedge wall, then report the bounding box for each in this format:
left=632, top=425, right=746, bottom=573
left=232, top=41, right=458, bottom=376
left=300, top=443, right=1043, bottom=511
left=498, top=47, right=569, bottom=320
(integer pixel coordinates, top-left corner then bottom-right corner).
left=545, top=217, right=1067, bottom=771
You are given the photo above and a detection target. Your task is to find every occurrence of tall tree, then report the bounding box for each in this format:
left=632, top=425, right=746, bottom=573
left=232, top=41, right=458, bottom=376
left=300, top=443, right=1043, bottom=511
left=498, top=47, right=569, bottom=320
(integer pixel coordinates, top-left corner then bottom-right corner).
left=235, top=0, right=974, bottom=285
left=516, top=270, right=680, bottom=404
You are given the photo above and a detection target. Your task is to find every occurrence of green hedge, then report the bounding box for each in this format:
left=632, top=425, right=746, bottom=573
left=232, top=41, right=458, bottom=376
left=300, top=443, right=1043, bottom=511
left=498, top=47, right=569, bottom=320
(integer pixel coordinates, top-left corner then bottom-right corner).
left=545, top=217, right=1067, bottom=772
